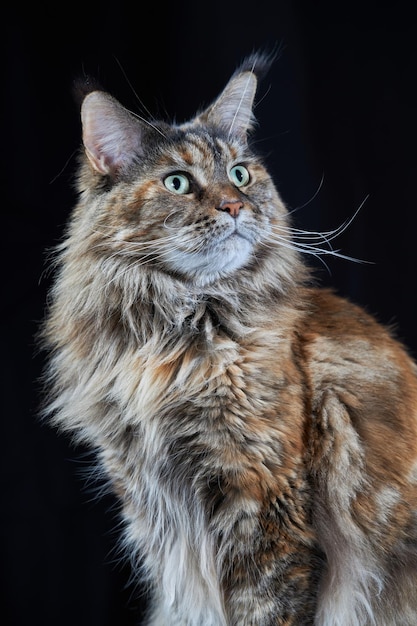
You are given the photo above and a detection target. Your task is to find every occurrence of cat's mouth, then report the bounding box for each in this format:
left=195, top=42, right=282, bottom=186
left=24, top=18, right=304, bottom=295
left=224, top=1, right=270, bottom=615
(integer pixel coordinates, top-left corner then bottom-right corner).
left=204, top=230, right=254, bottom=270
left=224, top=231, right=253, bottom=249
left=163, top=228, right=254, bottom=283
left=223, top=224, right=257, bottom=249
left=229, top=227, right=253, bottom=243
left=218, top=217, right=256, bottom=243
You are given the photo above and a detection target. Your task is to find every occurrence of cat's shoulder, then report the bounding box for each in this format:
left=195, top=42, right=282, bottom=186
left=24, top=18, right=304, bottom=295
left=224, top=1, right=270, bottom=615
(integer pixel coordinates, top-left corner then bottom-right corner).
left=296, top=286, right=417, bottom=387
left=301, top=286, right=401, bottom=342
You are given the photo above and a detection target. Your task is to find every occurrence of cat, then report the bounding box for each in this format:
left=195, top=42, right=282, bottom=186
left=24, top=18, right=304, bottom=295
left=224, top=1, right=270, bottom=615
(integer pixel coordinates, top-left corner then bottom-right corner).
left=41, top=52, right=417, bottom=625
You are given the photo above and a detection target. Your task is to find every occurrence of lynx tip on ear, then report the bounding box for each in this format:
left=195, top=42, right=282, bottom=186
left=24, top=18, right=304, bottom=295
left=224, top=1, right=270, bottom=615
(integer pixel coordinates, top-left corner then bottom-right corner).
left=72, top=75, right=105, bottom=108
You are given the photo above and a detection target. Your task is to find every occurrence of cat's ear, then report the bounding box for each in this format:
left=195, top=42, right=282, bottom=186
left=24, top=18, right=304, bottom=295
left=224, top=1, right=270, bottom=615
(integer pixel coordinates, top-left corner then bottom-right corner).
left=200, top=70, right=258, bottom=140
left=199, top=52, right=274, bottom=140
left=81, top=92, right=145, bottom=177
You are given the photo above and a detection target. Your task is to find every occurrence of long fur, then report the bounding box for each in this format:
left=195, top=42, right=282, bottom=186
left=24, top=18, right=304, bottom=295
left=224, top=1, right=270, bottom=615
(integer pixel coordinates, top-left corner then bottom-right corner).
left=41, top=53, right=417, bottom=625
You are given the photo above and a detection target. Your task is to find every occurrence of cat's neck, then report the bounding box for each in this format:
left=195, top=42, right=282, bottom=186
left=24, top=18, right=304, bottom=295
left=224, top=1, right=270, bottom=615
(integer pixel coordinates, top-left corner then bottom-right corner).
left=113, top=267, right=306, bottom=346
left=54, top=224, right=308, bottom=351
left=116, top=272, right=254, bottom=342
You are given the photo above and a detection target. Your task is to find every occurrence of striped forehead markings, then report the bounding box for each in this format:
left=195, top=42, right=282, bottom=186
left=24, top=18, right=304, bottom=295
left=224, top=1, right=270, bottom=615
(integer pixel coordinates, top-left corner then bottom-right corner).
left=179, top=133, right=217, bottom=164
left=174, top=132, right=238, bottom=167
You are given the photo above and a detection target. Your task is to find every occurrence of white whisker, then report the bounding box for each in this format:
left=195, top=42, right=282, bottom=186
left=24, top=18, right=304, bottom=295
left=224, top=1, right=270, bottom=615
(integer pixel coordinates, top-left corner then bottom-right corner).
left=113, top=56, right=159, bottom=127
left=164, top=210, right=182, bottom=229
left=228, top=57, right=257, bottom=140
left=288, top=173, right=325, bottom=214
left=260, top=236, right=332, bottom=272
left=269, top=196, right=371, bottom=268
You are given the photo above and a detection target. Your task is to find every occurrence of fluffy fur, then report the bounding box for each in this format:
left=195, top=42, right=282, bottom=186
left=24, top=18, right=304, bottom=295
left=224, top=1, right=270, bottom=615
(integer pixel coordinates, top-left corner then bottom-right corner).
left=41, top=53, right=417, bottom=625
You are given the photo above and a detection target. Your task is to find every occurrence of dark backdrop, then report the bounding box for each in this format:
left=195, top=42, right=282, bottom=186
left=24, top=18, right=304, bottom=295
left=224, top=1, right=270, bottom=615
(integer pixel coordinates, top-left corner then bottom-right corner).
left=2, top=1, right=417, bottom=625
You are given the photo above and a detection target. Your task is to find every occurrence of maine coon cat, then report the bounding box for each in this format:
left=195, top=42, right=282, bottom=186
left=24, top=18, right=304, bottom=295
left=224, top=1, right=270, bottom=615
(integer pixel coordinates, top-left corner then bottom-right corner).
left=41, top=52, right=417, bottom=625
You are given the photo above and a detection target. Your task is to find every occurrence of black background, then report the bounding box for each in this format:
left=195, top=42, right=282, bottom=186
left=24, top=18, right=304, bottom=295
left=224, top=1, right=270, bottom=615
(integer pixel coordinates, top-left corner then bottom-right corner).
left=3, top=1, right=417, bottom=625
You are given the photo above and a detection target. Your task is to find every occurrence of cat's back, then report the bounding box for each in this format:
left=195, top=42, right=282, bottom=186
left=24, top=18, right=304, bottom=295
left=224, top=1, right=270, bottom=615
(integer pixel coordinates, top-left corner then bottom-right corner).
left=288, top=287, right=417, bottom=625
left=295, top=286, right=417, bottom=455
left=297, top=286, right=417, bottom=406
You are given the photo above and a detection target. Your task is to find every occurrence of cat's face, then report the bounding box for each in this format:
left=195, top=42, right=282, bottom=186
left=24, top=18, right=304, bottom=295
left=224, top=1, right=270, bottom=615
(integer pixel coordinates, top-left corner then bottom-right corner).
left=156, top=135, right=276, bottom=283
left=75, top=57, right=291, bottom=289
left=83, top=126, right=285, bottom=287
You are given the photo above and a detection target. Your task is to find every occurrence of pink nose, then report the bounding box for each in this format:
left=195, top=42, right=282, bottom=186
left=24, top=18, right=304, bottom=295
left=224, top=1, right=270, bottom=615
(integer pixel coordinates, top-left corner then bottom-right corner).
left=217, top=200, right=243, bottom=218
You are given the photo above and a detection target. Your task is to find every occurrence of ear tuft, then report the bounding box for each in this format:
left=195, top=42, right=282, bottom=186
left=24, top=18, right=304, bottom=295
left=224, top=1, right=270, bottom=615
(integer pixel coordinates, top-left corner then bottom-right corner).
left=197, top=49, right=275, bottom=141
left=72, top=75, right=104, bottom=108
left=235, top=49, right=277, bottom=82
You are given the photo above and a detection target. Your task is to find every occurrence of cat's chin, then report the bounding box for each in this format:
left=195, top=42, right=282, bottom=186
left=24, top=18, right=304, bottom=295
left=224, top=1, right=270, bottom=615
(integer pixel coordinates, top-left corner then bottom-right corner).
left=166, top=235, right=253, bottom=286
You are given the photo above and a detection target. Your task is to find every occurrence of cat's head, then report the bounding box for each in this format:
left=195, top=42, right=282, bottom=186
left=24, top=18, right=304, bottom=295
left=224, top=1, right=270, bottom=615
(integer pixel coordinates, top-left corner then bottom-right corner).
left=70, top=52, right=302, bottom=292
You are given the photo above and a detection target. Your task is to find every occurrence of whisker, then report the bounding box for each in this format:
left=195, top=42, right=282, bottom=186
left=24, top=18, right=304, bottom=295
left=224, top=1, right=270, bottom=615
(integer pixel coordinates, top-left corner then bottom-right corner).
left=95, top=227, right=208, bottom=282
left=163, top=210, right=181, bottom=229
left=102, top=59, right=167, bottom=138
left=260, top=236, right=333, bottom=272
left=91, top=231, right=184, bottom=253
left=129, top=112, right=168, bottom=139
left=228, top=56, right=258, bottom=140
left=287, top=173, right=325, bottom=215
left=113, top=56, right=156, bottom=124
left=271, top=195, right=371, bottom=265
left=49, top=148, right=79, bottom=184
left=266, top=230, right=372, bottom=268
left=282, top=196, right=368, bottom=243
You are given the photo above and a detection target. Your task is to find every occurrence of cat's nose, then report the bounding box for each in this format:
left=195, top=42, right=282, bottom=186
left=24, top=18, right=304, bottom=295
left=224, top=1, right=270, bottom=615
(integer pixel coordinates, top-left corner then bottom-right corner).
left=217, top=200, right=243, bottom=218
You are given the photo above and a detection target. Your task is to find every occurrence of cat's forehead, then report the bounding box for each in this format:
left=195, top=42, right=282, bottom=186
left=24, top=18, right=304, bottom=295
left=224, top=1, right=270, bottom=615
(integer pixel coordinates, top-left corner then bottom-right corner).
left=163, top=127, right=248, bottom=171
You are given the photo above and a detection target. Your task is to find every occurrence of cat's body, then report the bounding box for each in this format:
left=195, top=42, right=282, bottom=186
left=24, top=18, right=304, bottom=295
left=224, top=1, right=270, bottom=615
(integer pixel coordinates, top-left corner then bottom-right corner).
left=42, top=54, right=417, bottom=625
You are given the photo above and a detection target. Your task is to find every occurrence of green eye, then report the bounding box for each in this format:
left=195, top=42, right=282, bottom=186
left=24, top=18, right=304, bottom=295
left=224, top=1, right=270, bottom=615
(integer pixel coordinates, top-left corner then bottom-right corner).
left=229, top=164, right=250, bottom=187
left=163, top=173, right=190, bottom=195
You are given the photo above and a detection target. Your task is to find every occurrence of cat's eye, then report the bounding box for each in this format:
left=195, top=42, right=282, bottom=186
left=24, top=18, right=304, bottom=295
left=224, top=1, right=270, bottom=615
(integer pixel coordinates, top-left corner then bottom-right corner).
left=229, top=165, right=250, bottom=188
left=163, top=173, right=191, bottom=195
